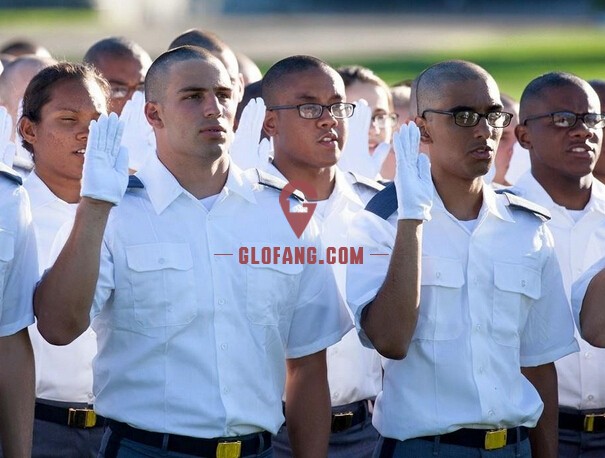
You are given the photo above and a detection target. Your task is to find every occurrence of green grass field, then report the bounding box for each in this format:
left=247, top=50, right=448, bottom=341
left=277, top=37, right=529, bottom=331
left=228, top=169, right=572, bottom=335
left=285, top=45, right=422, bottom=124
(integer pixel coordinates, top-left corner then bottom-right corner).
left=3, top=8, right=605, bottom=100
left=326, top=27, right=605, bottom=99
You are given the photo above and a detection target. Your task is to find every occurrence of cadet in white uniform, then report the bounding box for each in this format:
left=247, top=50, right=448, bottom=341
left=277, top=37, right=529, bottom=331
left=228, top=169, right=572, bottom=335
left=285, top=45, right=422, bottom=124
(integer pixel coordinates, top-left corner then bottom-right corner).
left=34, top=46, right=351, bottom=458
left=346, top=60, right=578, bottom=458
left=0, top=161, right=37, bottom=457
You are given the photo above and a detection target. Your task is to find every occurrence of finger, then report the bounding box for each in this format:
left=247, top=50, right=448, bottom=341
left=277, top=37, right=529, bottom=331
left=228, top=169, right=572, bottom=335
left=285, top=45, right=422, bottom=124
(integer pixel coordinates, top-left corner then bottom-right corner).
left=372, top=142, right=391, bottom=168
left=88, top=119, right=99, bottom=152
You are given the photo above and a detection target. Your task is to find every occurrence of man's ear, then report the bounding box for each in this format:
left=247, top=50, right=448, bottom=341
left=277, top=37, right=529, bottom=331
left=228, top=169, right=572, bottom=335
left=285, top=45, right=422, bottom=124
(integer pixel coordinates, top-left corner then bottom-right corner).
left=19, top=117, right=36, bottom=145
left=414, top=116, right=432, bottom=145
left=263, top=110, right=277, bottom=138
left=145, top=101, right=163, bottom=129
left=515, top=124, right=531, bottom=150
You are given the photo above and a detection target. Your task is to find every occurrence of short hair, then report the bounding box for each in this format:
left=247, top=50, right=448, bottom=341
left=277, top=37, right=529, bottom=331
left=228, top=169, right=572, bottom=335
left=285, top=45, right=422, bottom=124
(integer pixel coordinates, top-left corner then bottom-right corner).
left=0, top=55, right=56, bottom=104
left=0, top=39, right=51, bottom=58
left=168, top=29, right=239, bottom=80
left=169, top=29, right=226, bottom=53
left=20, top=62, right=110, bottom=154
left=414, top=60, right=494, bottom=116
left=83, top=36, right=151, bottom=68
left=337, top=64, right=392, bottom=109
left=519, top=72, right=590, bottom=122
left=261, top=55, right=335, bottom=106
left=145, top=46, right=219, bottom=103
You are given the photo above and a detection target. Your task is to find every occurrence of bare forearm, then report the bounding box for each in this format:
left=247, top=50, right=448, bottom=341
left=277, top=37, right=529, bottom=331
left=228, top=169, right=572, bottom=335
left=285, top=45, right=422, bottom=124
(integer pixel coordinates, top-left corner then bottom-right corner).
left=0, top=329, right=34, bottom=458
left=362, top=219, right=422, bottom=359
left=285, top=351, right=330, bottom=458
left=34, top=198, right=113, bottom=345
left=521, top=363, right=558, bottom=458
left=580, top=269, right=605, bottom=347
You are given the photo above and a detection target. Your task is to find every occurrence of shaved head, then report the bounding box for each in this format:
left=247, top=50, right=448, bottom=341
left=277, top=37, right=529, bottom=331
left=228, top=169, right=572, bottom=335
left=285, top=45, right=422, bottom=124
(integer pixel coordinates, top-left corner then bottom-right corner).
left=262, top=55, right=338, bottom=106
left=145, top=46, right=223, bottom=103
left=519, top=72, right=594, bottom=122
left=414, top=60, right=495, bottom=115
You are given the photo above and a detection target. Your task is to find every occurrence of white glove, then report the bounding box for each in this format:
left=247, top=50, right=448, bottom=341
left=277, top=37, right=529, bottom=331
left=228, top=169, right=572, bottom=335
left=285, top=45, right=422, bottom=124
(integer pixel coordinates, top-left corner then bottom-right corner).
left=338, top=99, right=390, bottom=179
left=0, top=107, right=15, bottom=167
left=119, top=91, right=154, bottom=172
left=230, top=97, right=267, bottom=169
left=81, top=113, right=129, bottom=205
left=393, top=121, right=433, bottom=221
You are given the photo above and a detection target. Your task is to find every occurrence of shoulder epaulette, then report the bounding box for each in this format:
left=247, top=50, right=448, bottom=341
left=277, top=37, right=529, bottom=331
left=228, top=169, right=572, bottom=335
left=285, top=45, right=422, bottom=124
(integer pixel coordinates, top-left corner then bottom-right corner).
left=364, top=182, right=397, bottom=220
left=127, top=175, right=145, bottom=189
left=499, top=190, right=551, bottom=222
left=254, top=169, right=305, bottom=202
left=347, top=171, right=386, bottom=193
left=0, top=162, right=22, bottom=185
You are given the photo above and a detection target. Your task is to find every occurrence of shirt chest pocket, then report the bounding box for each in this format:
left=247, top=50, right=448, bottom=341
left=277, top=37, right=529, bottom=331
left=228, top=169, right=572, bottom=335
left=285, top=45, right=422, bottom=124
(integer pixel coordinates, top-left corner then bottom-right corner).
left=126, top=243, right=198, bottom=328
left=417, top=257, right=465, bottom=341
left=0, top=230, right=15, bottom=296
left=246, top=261, right=303, bottom=326
left=492, top=262, right=541, bottom=348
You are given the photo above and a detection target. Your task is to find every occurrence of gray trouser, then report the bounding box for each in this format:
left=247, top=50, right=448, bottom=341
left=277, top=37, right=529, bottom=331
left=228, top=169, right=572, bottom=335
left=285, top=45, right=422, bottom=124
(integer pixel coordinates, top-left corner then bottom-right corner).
left=273, top=400, right=379, bottom=458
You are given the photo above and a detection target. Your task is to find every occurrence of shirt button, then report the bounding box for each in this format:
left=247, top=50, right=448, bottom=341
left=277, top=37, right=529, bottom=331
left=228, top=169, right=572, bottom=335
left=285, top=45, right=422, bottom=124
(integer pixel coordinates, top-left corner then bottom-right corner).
left=218, top=298, right=226, bottom=305
left=158, top=258, right=166, bottom=265
left=475, top=324, right=481, bottom=332
left=488, top=409, right=495, bottom=416
left=87, top=393, right=94, bottom=400
left=584, top=351, right=592, bottom=359
left=436, top=272, right=441, bottom=279
left=167, top=306, right=173, bottom=313
left=223, top=387, right=230, bottom=394
left=521, top=280, right=526, bottom=287
left=588, top=394, right=595, bottom=401
left=478, top=366, right=484, bottom=374
left=220, top=343, right=228, bottom=350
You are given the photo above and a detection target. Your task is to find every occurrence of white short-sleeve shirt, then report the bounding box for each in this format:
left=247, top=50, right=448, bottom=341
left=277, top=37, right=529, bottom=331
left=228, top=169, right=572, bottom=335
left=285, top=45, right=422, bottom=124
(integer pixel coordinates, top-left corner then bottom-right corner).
left=24, top=171, right=96, bottom=403
left=90, top=156, right=352, bottom=438
left=0, top=166, right=36, bottom=336
left=347, top=183, right=578, bottom=441
left=263, top=162, right=383, bottom=407
left=513, top=172, right=605, bottom=411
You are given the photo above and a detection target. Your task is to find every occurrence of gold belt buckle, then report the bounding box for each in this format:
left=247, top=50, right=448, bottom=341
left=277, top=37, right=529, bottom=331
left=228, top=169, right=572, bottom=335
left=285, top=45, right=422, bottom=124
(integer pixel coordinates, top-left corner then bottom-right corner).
left=484, top=428, right=507, bottom=450
left=67, top=408, right=97, bottom=428
left=216, top=440, right=241, bottom=458
left=584, top=413, right=605, bottom=432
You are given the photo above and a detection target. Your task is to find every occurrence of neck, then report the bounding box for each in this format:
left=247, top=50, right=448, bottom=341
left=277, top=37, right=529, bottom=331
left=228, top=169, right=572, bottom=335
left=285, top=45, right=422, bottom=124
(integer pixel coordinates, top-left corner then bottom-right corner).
left=35, top=169, right=81, bottom=204
left=532, top=169, right=592, bottom=210
left=157, top=151, right=229, bottom=199
left=272, top=156, right=336, bottom=201
left=433, top=171, right=484, bottom=221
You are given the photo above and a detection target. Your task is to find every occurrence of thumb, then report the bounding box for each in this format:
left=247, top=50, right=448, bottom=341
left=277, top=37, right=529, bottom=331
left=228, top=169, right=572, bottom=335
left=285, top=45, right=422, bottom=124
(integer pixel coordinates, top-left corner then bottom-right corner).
left=115, top=146, right=130, bottom=175
left=418, top=153, right=432, bottom=183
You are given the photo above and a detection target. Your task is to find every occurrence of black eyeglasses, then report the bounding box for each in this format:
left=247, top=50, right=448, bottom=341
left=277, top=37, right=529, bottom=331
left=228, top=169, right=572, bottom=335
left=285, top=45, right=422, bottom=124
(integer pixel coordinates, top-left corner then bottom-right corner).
left=422, top=109, right=513, bottom=128
left=523, top=111, right=605, bottom=129
left=266, top=102, right=355, bottom=119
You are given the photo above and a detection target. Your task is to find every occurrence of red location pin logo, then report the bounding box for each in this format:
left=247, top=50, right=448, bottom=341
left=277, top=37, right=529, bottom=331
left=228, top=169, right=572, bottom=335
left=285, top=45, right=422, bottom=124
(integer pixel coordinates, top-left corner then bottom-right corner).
left=279, top=180, right=317, bottom=238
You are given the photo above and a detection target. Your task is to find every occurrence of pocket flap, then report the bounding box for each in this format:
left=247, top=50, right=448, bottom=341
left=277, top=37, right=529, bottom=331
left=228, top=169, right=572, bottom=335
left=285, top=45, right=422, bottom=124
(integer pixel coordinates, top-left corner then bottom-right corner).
left=126, top=243, right=192, bottom=272
left=421, top=257, right=465, bottom=288
left=241, top=244, right=305, bottom=275
left=494, top=262, right=541, bottom=299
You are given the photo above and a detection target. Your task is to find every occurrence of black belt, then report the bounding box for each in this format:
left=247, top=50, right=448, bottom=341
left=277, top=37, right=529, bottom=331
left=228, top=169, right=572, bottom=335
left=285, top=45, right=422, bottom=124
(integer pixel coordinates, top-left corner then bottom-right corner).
left=330, top=400, right=371, bottom=433
left=108, top=419, right=271, bottom=457
left=415, top=426, right=529, bottom=450
left=281, top=399, right=371, bottom=434
left=559, top=411, right=605, bottom=433
left=35, top=402, right=106, bottom=428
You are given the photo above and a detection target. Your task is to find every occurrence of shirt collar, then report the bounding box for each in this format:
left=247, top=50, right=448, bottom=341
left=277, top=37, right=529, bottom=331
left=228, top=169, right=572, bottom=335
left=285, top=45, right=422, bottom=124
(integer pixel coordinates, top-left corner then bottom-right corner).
left=23, top=171, right=68, bottom=209
left=136, top=154, right=256, bottom=215
left=433, top=182, right=513, bottom=223
left=514, top=171, right=605, bottom=215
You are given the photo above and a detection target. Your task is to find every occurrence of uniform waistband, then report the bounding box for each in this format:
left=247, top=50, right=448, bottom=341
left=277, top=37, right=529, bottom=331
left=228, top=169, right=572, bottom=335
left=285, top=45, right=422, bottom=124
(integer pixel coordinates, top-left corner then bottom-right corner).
left=559, top=410, right=605, bottom=433
left=35, top=399, right=105, bottom=429
left=107, top=419, right=271, bottom=457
